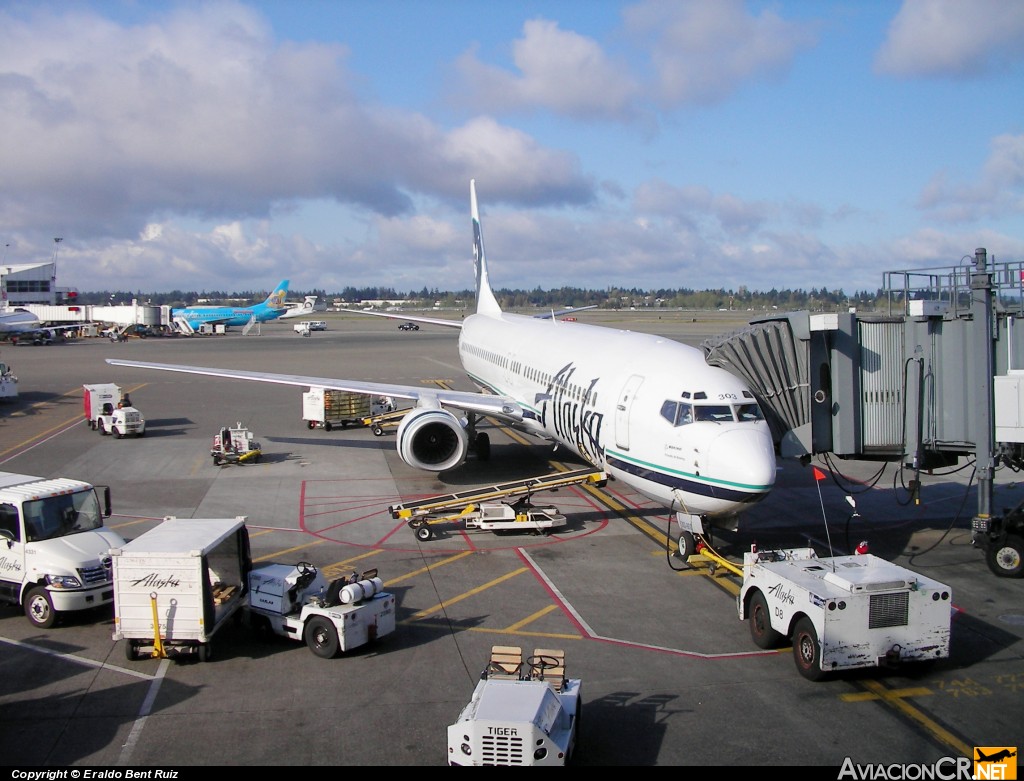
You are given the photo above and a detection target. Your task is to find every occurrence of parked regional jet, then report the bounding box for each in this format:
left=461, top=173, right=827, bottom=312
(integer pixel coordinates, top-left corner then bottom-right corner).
left=0, top=306, right=80, bottom=343
left=170, top=280, right=290, bottom=328
left=108, top=181, right=776, bottom=553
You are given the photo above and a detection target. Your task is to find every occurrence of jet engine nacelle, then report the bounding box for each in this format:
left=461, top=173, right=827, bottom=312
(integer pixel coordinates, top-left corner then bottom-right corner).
left=396, top=407, right=469, bottom=472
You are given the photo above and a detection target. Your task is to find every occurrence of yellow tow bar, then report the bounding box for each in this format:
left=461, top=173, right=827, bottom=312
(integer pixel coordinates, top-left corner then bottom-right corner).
left=149, top=591, right=166, bottom=659
left=692, top=539, right=744, bottom=579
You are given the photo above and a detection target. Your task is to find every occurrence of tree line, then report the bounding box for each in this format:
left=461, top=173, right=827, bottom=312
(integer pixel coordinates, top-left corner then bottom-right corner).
left=76, top=284, right=889, bottom=313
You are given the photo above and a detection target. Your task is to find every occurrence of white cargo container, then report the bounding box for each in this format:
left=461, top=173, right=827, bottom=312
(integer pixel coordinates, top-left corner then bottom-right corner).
left=302, top=386, right=394, bottom=431
left=111, top=516, right=250, bottom=662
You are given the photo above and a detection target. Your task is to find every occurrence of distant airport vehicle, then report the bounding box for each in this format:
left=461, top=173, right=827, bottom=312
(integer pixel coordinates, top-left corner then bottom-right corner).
left=0, top=358, right=16, bottom=400
left=447, top=645, right=581, bottom=766
left=170, top=280, right=290, bottom=329
left=83, top=383, right=145, bottom=437
left=398, top=322, right=419, bottom=331
left=211, top=423, right=262, bottom=465
left=294, top=320, right=327, bottom=336
left=0, top=471, right=123, bottom=628
left=108, top=180, right=776, bottom=546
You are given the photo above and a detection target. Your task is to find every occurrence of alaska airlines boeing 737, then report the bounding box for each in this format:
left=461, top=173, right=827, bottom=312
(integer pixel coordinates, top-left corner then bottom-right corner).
left=108, top=181, right=776, bottom=553
left=170, top=280, right=290, bottom=328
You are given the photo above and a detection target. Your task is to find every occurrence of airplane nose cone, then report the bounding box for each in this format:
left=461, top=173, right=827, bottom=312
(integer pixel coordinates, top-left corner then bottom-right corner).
left=706, top=428, right=777, bottom=492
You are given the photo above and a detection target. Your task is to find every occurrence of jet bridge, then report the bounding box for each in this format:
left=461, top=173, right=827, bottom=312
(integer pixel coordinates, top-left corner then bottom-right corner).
left=701, top=248, right=1024, bottom=576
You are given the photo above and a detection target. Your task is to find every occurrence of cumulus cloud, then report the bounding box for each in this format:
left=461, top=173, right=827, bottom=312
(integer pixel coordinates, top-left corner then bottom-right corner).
left=0, top=1, right=593, bottom=291
left=623, top=0, right=819, bottom=107
left=875, top=0, right=1024, bottom=78
left=453, top=19, right=641, bottom=120
left=917, top=133, right=1024, bottom=221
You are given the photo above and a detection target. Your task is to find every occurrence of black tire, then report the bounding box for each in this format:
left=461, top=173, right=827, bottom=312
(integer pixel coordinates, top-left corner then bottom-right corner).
left=475, top=432, right=491, bottom=461
left=304, top=616, right=340, bottom=658
left=677, top=530, right=697, bottom=560
left=307, top=420, right=316, bottom=430
left=198, top=642, right=212, bottom=663
left=986, top=535, right=1024, bottom=578
left=24, top=586, right=57, bottom=629
left=137, top=430, right=145, bottom=437
left=416, top=525, right=433, bottom=541
left=749, top=590, right=785, bottom=649
left=324, top=421, right=333, bottom=432
left=372, top=426, right=384, bottom=437
left=793, top=616, right=827, bottom=681
left=125, top=640, right=139, bottom=661
left=113, top=427, right=123, bottom=439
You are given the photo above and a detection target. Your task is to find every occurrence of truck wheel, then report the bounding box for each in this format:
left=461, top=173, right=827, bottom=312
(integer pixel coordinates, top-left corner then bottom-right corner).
left=113, top=427, right=123, bottom=439
left=324, top=421, right=333, bottom=432
left=749, top=590, right=785, bottom=649
left=198, top=643, right=212, bottom=663
left=304, top=616, right=340, bottom=658
left=125, top=640, right=139, bottom=661
left=986, top=535, right=1024, bottom=578
left=416, top=525, right=433, bottom=541
left=793, top=616, right=827, bottom=681
left=307, top=420, right=316, bottom=430
left=24, top=586, right=57, bottom=629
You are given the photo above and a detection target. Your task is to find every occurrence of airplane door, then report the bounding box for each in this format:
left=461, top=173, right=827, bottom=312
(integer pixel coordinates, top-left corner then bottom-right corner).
left=615, top=375, right=645, bottom=450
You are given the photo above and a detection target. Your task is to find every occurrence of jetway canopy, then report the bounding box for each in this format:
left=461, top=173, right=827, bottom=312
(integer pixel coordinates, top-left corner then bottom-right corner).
left=703, top=302, right=1024, bottom=466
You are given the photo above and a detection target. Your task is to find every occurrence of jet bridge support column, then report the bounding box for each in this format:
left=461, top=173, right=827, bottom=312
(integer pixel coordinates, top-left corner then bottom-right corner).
left=971, top=248, right=996, bottom=536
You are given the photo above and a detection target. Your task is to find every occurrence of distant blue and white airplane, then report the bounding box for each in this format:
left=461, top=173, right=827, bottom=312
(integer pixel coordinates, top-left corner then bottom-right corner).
left=170, top=281, right=290, bottom=328
left=108, top=182, right=776, bottom=554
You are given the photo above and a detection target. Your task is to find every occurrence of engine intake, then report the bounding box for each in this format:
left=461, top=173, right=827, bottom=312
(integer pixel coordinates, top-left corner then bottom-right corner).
left=396, top=408, right=469, bottom=472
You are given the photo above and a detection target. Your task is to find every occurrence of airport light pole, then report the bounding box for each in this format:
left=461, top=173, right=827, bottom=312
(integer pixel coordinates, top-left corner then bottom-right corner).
left=52, top=238, right=62, bottom=300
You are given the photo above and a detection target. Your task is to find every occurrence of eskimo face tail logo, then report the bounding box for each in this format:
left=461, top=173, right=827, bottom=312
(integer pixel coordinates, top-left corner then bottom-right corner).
left=974, top=747, right=1018, bottom=780
left=269, top=290, right=287, bottom=309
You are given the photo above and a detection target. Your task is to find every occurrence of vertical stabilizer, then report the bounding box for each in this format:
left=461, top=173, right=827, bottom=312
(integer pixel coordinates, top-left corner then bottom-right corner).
left=263, top=280, right=290, bottom=312
left=471, top=180, right=502, bottom=316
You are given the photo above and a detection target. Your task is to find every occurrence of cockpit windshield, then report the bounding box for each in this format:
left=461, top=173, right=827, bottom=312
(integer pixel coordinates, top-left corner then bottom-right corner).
left=23, top=490, right=103, bottom=543
left=660, top=392, right=765, bottom=427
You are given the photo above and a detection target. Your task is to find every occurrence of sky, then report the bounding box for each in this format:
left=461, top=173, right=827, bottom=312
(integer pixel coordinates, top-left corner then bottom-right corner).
left=1, top=0, right=1022, bottom=298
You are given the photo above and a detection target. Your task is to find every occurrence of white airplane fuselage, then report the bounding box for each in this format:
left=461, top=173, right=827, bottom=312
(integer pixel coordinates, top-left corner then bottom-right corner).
left=459, top=311, right=777, bottom=517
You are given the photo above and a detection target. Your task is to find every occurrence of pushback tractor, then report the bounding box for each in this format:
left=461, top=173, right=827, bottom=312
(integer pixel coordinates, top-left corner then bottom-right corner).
left=737, top=546, right=953, bottom=681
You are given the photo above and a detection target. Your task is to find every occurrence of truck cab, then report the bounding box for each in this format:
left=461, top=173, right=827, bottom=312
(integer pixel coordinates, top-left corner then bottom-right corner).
left=0, top=472, right=125, bottom=628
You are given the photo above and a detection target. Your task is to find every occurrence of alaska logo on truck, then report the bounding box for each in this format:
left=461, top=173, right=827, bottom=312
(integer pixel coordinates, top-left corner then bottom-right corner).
left=130, top=572, right=182, bottom=589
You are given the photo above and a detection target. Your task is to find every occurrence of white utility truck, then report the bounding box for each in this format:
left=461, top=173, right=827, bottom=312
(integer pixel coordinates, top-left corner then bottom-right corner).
left=83, top=383, right=146, bottom=438
left=737, top=547, right=953, bottom=681
left=302, top=387, right=394, bottom=431
left=0, top=471, right=123, bottom=628
left=111, top=517, right=251, bottom=662
left=0, top=359, right=17, bottom=400
left=447, top=645, right=582, bottom=766
left=246, top=562, right=396, bottom=658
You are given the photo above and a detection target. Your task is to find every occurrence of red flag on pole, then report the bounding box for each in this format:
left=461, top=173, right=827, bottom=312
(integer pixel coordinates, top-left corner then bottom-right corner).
left=812, top=467, right=826, bottom=481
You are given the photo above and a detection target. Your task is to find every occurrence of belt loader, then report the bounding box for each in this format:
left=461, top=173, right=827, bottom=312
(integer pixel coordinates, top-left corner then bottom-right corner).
left=737, top=546, right=953, bottom=681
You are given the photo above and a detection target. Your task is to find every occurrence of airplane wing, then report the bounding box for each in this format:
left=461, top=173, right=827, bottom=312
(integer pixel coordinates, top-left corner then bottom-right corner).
left=104, top=359, right=524, bottom=421
left=337, top=309, right=464, bottom=329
